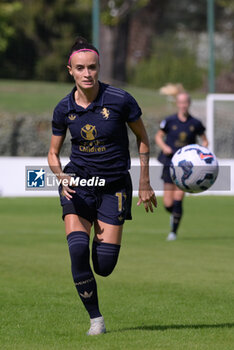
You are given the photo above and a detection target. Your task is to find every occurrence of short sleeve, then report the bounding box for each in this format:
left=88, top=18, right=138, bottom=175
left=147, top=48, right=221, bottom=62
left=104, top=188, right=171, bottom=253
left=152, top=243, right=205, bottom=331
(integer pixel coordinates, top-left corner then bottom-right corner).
left=123, top=92, right=142, bottom=122
left=52, top=106, right=67, bottom=136
left=159, top=119, right=168, bottom=132
left=196, top=120, right=206, bottom=135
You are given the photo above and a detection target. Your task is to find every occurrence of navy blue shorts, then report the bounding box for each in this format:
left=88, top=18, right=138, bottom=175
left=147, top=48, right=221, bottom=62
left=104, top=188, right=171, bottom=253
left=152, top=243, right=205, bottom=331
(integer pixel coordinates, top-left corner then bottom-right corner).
left=59, top=164, right=133, bottom=226
left=161, top=165, right=173, bottom=184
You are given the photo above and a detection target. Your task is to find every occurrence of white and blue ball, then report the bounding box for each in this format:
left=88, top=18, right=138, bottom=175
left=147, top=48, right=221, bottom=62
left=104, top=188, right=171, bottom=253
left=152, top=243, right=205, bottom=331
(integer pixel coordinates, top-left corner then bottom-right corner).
left=170, top=144, right=219, bottom=193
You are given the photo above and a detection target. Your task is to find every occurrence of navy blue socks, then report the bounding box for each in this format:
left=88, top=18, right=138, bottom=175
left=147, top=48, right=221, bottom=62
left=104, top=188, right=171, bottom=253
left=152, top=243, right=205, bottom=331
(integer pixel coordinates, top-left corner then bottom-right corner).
left=92, top=240, right=120, bottom=277
left=67, top=231, right=101, bottom=319
left=172, top=200, right=183, bottom=234
left=67, top=231, right=121, bottom=318
left=164, top=205, right=173, bottom=213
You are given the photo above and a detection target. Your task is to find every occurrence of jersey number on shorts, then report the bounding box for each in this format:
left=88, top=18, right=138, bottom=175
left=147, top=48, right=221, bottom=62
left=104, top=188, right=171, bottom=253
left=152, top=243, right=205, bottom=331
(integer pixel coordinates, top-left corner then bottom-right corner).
left=115, top=192, right=127, bottom=212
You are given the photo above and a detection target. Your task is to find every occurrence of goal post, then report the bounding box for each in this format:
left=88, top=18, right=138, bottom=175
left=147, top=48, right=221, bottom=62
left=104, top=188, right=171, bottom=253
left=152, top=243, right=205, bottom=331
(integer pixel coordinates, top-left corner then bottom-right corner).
left=206, top=93, right=234, bottom=157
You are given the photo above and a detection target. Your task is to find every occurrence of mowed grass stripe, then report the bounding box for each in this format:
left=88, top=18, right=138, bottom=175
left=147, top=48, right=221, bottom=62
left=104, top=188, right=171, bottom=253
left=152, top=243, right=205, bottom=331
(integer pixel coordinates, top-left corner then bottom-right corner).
left=0, top=196, right=234, bottom=349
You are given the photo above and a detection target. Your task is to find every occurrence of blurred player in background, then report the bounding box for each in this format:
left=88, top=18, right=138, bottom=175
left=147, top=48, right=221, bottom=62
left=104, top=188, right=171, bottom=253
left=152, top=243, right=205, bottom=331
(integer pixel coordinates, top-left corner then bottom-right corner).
left=48, top=37, right=157, bottom=335
left=155, top=92, right=208, bottom=241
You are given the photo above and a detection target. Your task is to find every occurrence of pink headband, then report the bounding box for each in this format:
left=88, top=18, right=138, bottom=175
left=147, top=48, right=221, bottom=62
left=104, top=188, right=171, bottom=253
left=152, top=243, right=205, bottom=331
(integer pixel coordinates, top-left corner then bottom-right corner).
left=68, top=49, right=99, bottom=65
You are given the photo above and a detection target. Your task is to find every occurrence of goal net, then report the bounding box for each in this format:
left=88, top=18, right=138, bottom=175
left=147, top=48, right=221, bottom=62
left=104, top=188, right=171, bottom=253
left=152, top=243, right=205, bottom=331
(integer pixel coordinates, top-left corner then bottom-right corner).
left=206, top=94, right=234, bottom=158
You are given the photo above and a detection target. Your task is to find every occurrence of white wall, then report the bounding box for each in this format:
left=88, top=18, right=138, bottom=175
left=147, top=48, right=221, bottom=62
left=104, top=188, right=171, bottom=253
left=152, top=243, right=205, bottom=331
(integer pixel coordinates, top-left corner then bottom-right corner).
left=0, top=157, right=233, bottom=197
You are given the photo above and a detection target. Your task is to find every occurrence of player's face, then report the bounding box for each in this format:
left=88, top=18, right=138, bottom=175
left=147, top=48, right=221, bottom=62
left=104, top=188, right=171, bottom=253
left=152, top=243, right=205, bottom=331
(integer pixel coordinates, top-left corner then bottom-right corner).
left=176, top=94, right=191, bottom=115
left=67, top=51, right=100, bottom=90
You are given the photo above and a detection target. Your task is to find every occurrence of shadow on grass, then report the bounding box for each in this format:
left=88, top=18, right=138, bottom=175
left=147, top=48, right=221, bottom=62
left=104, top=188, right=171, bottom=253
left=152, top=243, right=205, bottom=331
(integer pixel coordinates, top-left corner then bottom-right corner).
left=117, top=322, right=234, bottom=332
left=181, top=237, right=234, bottom=241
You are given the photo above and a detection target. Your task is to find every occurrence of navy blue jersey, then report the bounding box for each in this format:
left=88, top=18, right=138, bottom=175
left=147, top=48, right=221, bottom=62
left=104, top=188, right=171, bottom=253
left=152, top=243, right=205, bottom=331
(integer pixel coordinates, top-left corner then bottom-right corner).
left=52, top=82, right=142, bottom=179
left=158, top=114, right=205, bottom=165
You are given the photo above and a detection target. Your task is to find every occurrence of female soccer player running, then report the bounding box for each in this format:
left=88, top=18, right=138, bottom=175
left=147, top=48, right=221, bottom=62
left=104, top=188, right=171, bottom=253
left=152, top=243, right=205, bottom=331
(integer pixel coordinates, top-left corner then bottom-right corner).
left=48, top=37, right=157, bottom=335
left=155, top=92, right=208, bottom=241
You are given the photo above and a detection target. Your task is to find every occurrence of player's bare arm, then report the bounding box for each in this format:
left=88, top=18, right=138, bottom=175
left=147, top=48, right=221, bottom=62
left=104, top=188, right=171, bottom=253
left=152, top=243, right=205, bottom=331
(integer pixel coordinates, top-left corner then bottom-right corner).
left=200, top=133, right=209, bottom=148
left=48, top=134, right=76, bottom=200
left=128, top=118, right=157, bottom=212
left=155, top=129, right=173, bottom=155
left=49, top=36, right=157, bottom=335
left=156, top=92, right=210, bottom=241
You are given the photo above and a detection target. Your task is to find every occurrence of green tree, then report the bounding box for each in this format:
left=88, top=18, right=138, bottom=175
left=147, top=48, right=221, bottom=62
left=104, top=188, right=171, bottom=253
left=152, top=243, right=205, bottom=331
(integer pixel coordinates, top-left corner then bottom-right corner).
left=128, top=35, right=205, bottom=90
left=0, top=0, right=92, bottom=80
left=217, top=0, right=234, bottom=10
left=216, top=0, right=234, bottom=71
left=99, top=0, right=169, bottom=82
left=0, top=1, right=22, bottom=53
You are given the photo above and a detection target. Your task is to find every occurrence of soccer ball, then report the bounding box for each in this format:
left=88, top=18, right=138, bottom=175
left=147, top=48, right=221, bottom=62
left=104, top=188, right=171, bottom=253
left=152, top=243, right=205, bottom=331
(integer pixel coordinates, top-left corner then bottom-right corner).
left=170, top=144, right=219, bottom=193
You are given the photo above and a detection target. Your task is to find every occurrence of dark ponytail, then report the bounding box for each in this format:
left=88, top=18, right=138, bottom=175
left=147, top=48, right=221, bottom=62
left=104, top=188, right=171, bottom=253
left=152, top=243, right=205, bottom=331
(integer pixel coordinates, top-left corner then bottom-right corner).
left=68, top=36, right=99, bottom=61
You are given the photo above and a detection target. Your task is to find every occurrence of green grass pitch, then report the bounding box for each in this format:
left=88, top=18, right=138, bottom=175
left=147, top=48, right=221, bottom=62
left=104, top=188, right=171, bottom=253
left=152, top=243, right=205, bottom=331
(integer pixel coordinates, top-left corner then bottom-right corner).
left=0, top=79, right=205, bottom=116
left=0, top=196, right=234, bottom=350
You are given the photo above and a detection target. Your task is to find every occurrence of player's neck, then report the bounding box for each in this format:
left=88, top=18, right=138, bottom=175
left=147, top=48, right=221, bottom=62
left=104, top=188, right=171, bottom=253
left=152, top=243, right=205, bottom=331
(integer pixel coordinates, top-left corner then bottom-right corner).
left=75, top=82, right=99, bottom=109
left=178, top=111, right=189, bottom=122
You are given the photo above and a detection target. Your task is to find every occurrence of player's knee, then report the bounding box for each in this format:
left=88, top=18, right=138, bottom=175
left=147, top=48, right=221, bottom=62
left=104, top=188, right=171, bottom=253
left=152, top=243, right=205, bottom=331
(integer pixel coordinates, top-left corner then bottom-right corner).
left=163, top=195, right=174, bottom=212
left=66, top=231, right=95, bottom=285
left=92, top=241, right=120, bottom=277
left=67, top=231, right=90, bottom=266
left=94, top=263, right=116, bottom=277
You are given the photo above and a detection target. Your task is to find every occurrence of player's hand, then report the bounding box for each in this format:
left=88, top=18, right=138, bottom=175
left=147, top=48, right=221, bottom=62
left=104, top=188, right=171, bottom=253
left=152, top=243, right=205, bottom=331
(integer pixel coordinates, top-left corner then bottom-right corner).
left=59, top=174, right=76, bottom=200
left=137, top=182, right=157, bottom=213
left=163, top=145, right=173, bottom=155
